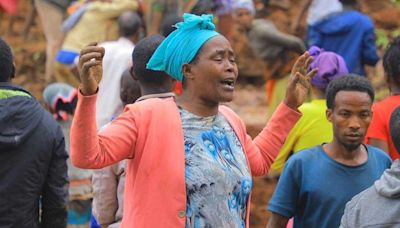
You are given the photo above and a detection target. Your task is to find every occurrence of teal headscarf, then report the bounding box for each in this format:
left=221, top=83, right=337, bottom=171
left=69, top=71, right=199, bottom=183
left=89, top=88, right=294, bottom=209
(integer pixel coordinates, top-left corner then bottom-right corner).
left=146, top=13, right=220, bottom=81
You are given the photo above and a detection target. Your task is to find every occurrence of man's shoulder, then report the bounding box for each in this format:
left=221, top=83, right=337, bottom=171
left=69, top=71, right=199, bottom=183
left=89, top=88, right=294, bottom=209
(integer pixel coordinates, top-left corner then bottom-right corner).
left=287, top=146, right=324, bottom=165
left=100, top=40, right=118, bottom=48
left=101, top=39, right=134, bottom=52
left=125, top=97, right=176, bottom=114
left=366, top=145, right=392, bottom=160
left=346, top=10, right=374, bottom=27
left=39, top=107, right=64, bottom=137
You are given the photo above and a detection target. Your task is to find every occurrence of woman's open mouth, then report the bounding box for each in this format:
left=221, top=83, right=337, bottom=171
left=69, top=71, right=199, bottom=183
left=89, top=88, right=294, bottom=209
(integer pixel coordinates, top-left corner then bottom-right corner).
left=220, top=78, right=235, bottom=90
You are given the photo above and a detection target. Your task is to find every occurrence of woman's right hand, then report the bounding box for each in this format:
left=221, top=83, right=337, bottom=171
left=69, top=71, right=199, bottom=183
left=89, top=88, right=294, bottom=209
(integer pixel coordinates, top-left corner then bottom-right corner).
left=78, top=43, right=105, bottom=96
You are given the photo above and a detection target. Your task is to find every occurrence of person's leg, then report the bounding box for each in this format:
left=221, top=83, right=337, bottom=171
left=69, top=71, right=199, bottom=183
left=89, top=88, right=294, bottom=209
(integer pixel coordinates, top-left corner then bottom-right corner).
left=22, top=1, right=37, bottom=40
left=34, top=0, right=65, bottom=82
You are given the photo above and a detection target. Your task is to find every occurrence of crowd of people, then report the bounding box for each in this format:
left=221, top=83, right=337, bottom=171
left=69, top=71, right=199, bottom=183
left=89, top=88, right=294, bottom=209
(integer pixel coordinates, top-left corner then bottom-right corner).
left=0, top=0, right=399, bottom=228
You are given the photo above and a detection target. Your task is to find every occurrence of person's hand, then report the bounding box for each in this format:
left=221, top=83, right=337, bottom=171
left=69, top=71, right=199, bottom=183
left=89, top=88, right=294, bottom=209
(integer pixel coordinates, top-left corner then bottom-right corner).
left=284, top=52, right=318, bottom=110
left=78, top=43, right=105, bottom=96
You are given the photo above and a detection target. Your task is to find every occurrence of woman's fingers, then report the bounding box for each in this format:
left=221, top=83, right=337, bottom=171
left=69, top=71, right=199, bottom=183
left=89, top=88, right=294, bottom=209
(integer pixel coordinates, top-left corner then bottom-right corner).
left=80, top=52, right=103, bottom=64
left=79, top=42, right=103, bottom=54
left=306, top=68, right=319, bottom=80
left=82, top=60, right=102, bottom=72
left=79, top=46, right=104, bottom=57
left=291, top=52, right=307, bottom=73
left=303, top=56, right=314, bottom=72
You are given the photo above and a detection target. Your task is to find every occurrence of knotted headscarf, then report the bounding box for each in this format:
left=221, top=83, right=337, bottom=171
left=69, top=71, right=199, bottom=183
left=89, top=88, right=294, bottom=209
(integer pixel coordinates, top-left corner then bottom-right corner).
left=308, top=46, right=349, bottom=92
left=147, top=13, right=220, bottom=81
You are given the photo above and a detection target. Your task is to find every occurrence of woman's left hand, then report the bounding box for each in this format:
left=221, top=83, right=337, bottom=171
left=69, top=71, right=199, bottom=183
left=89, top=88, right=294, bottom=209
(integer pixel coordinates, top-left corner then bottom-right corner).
left=284, top=52, right=318, bottom=110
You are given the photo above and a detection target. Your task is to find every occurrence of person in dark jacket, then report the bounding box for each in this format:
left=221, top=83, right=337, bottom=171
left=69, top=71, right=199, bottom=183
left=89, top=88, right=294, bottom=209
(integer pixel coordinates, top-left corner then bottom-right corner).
left=308, top=0, right=379, bottom=76
left=0, top=38, right=68, bottom=227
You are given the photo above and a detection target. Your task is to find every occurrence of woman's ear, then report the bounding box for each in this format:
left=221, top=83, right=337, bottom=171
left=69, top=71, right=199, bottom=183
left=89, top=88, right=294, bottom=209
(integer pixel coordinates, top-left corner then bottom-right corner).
left=182, top=63, right=195, bottom=80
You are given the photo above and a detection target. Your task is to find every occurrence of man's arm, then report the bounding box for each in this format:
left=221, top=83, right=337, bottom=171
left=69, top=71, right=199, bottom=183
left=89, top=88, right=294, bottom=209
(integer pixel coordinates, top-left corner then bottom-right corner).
left=41, top=126, right=69, bottom=228
left=267, top=212, right=290, bottom=228
left=361, top=22, right=379, bottom=67
left=258, top=22, right=306, bottom=54
left=266, top=147, right=302, bottom=228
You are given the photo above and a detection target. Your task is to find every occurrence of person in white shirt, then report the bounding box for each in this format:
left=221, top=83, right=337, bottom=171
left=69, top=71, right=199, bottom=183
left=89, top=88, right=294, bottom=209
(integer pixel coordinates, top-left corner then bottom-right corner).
left=96, top=11, right=142, bottom=129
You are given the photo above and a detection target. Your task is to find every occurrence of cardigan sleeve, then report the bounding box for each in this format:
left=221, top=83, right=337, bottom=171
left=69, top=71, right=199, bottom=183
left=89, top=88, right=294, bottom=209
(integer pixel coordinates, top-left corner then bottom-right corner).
left=70, top=91, right=138, bottom=169
left=246, top=102, right=301, bottom=176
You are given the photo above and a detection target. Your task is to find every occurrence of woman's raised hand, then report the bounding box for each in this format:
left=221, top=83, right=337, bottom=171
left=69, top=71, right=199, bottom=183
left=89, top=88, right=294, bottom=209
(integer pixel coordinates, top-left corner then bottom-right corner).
left=78, top=43, right=105, bottom=96
left=284, top=52, right=318, bottom=110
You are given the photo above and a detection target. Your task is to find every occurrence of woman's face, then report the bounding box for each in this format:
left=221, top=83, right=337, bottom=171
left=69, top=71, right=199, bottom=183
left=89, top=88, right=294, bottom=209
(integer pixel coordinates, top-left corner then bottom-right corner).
left=185, top=35, right=238, bottom=104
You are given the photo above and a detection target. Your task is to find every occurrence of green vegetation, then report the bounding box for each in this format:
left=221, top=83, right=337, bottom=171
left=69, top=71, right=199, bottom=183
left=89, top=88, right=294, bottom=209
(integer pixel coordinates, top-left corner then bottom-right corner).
left=376, top=28, right=400, bottom=48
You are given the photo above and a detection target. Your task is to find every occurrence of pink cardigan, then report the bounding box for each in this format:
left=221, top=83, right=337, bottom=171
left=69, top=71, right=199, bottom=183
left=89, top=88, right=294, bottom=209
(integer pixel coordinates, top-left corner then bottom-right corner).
left=71, top=93, right=301, bottom=227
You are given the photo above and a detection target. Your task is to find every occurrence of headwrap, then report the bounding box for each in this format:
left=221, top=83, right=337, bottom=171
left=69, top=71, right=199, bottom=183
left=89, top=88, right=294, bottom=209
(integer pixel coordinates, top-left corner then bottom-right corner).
left=147, top=13, right=220, bottom=81
left=308, top=46, right=349, bottom=91
left=42, top=83, right=78, bottom=121
left=232, top=0, right=256, bottom=15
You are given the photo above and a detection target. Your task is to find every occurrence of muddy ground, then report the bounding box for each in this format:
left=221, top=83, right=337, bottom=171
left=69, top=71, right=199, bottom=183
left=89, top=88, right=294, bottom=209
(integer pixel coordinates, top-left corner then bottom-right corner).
left=1, top=0, right=399, bottom=227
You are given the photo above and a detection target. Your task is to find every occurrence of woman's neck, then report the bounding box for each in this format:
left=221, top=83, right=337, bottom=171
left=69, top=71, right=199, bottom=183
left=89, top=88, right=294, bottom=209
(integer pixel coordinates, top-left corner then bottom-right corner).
left=177, top=92, right=219, bottom=117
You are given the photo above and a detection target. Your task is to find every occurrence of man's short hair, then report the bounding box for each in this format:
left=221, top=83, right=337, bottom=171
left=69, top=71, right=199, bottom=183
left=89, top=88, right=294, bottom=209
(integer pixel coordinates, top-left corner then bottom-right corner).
left=383, top=37, right=400, bottom=86
left=118, top=11, right=142, bottom=37
left=389, top=106, right=400, bottom=153
left=0, top=38, right=14, bottom=82
left=326, top=74, right=375, bottom=109
left=132, top=35, right=170, bottom=85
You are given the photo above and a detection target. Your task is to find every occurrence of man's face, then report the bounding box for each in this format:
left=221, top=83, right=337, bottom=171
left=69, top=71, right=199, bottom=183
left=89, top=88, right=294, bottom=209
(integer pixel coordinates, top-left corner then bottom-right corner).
left=327, top=91, right=372, bottom=151
left=233, top=8, right=254, bottom=30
